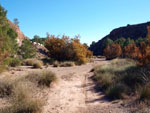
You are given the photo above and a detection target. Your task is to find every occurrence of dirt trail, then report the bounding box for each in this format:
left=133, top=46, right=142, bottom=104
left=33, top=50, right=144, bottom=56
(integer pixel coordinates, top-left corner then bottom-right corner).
left=42, top=59, right=129, bottom=113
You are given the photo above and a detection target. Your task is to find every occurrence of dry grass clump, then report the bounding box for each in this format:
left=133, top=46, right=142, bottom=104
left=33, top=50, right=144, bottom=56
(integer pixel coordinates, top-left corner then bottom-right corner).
left=93, top=72, right=114, bottom=90
left=140, top=85, right=150, bottom=101
left=23, top=59, right=35, bottom=66
left=0, top=78, right=15, bottom=98
left=93, top=58, right=138, bottom=99
left=0, top=83, right=42, bottom=113
left=23, top=59, right=43, bottom=69
left=53, top=61, right=59, bottom=67
left=60, top=61, right=75, bottom=67
left=33, top=61, right=43, bottom=69
left=106, top=83, right=128, bottom=99
left=53, top=61, right=75, bottom=67
left=93, top=58, right=150, bottom=102
left=26, top=70, right=57, bottom=87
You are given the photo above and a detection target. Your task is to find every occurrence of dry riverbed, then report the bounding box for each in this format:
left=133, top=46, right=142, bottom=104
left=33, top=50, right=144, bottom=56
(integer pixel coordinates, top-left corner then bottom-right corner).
left=0, top=59, right=130, bottom=113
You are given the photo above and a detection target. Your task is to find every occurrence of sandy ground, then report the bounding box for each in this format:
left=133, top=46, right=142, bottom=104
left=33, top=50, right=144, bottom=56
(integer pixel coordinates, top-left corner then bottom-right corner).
left=42, top=59, right=129, bottom=113
left=0, top=58, right=130, bottom=113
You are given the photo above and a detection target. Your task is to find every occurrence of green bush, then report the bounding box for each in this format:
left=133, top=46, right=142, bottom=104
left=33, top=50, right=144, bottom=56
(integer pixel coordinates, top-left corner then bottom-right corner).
left=19, top=39, right=36, bottom=59
left=7, top=58, right=21, bottom=67
left=0, top=5, right=19, bottom=70
left=106, top=83, right=128, bottom=99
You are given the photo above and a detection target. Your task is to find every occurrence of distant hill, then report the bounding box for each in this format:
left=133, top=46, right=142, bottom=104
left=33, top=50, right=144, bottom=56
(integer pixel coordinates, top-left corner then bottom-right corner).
left=89, top=22, right=150, bottom=55
left=8, top=20, right=28, bottom=45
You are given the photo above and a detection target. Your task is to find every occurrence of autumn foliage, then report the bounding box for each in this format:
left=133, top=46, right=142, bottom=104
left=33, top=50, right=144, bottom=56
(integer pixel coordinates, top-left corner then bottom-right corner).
left=45, top=35, right=93, bottom=64
left=103, top=26, right=150, bottom=66
left=104, top=43, right=122, bottom=60
left=138, top=41, right=150, bottom=66
left=124, top=44, right=140, bottom=59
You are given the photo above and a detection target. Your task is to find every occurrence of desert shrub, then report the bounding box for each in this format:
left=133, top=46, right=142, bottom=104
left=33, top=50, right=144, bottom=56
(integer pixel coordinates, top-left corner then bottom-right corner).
left=41, top=58, right=55, bottom=65
left=23, top=59, right=35, bottom=66
left=26, top=70, right=57, bottom=87
left=0, top=65, right=6, bottom=73
left=60, top=61, right=75, bottom=67
left=104, top=43, right=122, bottom=60
left=45, top=35, right=93, bottom=64
left=93, top=59, right=141, bottom=100
left=140, top=85, right=150, bottom=100
left=38, top=71, right=56, bottom=87
left=0, top=78, right=14, bottom=97
left=94, top=72, right=114, bottom=90
left=33, top=61, right=43, bottom=69
left=0, top=83, right=42, bottom=113
left=23, top=59, right=43, bottom=68
left=121, top=69, right=144, bottom=89
left=53, top=61, right=59, bottom=67
left=106, top=83, right=128, bottom=99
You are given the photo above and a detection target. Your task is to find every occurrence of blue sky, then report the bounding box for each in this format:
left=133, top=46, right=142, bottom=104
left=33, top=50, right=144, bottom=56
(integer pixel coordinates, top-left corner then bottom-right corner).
left=0, top=0, right=150, bottom=45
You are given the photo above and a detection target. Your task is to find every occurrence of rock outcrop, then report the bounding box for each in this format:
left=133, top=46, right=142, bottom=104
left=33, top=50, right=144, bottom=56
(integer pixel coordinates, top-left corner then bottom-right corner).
left=89, top=22, right=150, bottom=55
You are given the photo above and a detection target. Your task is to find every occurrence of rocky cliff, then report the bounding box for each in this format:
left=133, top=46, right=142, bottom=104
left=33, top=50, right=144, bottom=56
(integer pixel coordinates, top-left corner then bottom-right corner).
left=89, top=22, right=150, bottom=55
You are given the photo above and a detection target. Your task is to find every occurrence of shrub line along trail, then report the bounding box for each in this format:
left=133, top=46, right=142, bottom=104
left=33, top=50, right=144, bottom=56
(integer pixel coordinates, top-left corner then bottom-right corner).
left=42, top=59, right=129, bottom=113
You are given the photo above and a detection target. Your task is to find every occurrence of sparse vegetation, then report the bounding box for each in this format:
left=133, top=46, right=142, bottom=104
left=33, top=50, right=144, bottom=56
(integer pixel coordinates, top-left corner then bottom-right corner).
left=26, top=70, right=57, bottom=87
left=59, top=61, right=75, bottom=67
left=33, top=61, right=43, bottom=69
left=23, top=59, right=43, bottom=69
left=0, top=78, right=15, bottom=97
left=52, top=61, right=75, bottom=67
left=106, top=83, right=128, bottom=99
left=140, top=85, right=150, bottom=100
left=53, top=61, right=59, bottom=67
left=93, top=58, right=149, bottom=100
left=0, top=83, right=42, bottom=113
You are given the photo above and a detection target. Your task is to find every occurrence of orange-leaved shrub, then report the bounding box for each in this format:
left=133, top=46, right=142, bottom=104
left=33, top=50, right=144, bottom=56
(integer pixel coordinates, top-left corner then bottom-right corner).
left=124, top=44, right=140, bottom=59
left=104, top=43, right=122, bottom=60
left=138, top=41, right=150, bottom=66
left=45, top=35, right=93, bottom=64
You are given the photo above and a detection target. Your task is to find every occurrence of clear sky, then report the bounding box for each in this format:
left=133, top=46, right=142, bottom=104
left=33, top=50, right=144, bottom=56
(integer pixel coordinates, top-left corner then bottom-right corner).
left=0, top=0, right=150, bottom=45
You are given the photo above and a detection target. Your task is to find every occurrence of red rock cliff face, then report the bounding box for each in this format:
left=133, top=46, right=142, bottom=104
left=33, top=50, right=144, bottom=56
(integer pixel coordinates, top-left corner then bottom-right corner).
left=8, top=20, right=28, bottom=45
